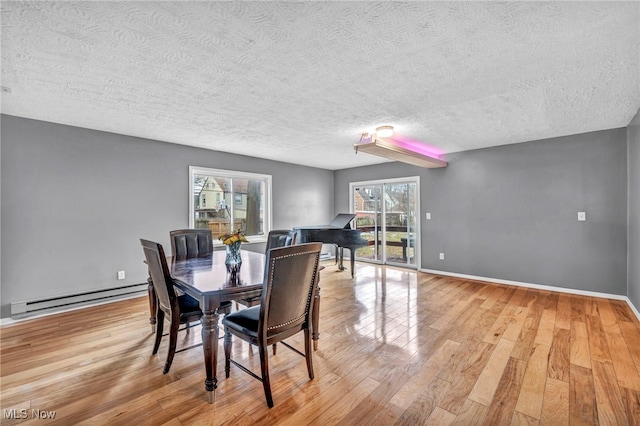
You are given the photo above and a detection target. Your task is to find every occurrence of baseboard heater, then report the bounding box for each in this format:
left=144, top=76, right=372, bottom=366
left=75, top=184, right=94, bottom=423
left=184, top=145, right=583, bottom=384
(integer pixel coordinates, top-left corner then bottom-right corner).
left=11, top=283, right=148, bottom=318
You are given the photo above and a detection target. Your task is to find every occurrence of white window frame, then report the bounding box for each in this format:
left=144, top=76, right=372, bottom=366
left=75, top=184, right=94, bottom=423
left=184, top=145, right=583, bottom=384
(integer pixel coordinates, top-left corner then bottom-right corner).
left=189, top=166, right=272, bottom=244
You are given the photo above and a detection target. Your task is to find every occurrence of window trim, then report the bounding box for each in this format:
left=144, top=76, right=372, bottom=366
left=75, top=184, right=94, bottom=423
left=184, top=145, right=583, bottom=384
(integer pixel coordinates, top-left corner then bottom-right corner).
left=189, top=166, right=272, bottom=244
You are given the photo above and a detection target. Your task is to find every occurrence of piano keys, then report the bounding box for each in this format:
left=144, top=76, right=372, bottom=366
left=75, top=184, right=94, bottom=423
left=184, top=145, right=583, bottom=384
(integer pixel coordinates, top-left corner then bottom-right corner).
left=294, top=214, right=368, bottom=278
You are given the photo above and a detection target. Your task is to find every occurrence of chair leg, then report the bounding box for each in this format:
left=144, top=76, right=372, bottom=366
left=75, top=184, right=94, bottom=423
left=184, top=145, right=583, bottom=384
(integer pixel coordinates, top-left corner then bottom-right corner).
left=152, top=310, right=165, bottom=355
left=147, top=277, right=157, bottom=333
left=163, top=316, right=180, bottom=374
left=272, top=344, right=277, bottom=355
left=224, top=327, right=232, bottom=378
left=259, top=344, right=274, bottom=408
left=304, top=329, right=314, bottom=380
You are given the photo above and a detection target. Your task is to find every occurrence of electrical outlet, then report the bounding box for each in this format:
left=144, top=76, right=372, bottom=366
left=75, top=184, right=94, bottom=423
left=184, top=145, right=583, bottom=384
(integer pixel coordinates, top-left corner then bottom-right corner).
left=117, top=270, right=125, bottom=280
left=577, top=212, right=586, bottom=221
left=439, top=253, right=445, bottom=260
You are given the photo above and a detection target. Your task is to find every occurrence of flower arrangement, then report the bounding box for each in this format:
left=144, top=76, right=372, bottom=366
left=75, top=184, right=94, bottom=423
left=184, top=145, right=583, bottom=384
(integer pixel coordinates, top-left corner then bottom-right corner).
left=219, top=229, right=248, bottom=245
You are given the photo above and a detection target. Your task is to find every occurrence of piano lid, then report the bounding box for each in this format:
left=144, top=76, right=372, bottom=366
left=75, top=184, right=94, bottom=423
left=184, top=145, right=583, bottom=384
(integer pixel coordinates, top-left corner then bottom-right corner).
left=294, top=213, right=357, bottom=230
left=328, top=213, right=356, bottom=229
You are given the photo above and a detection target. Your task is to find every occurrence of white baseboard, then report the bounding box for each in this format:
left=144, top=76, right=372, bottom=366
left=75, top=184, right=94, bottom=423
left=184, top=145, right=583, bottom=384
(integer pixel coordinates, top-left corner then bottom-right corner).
left=421, top=268, right=640, bottom=323
left=624, top=296, right=640, bottom=322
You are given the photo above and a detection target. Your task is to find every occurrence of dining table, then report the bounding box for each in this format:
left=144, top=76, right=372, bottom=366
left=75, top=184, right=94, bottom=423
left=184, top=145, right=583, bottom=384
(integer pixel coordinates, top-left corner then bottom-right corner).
left=167, top=248, right=321, bottom=403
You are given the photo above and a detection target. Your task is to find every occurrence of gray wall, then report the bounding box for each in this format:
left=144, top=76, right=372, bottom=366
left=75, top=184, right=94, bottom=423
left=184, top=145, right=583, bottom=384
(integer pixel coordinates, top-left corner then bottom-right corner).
left=0, top=115, right=334, bottom=318
left=629, top=110, right=640, bottom=311
left=2, top=113, right=636, bottom=319
left=336, top=128, right=629, bottom=295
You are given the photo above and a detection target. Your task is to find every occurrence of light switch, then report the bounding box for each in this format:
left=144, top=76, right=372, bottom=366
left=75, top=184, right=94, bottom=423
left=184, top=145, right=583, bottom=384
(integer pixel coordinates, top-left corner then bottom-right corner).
left=577, top=212, right=586, bottom=221
left=426, top=212, right=431, bottom=220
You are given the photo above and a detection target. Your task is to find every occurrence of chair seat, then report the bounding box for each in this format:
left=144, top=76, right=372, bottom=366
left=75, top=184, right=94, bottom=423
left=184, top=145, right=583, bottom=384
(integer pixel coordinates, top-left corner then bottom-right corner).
left=177, top=294, right=201, bottom=313
left=222, top=306, right=260, bottom=338
left=178, top=294, right=232, bottom=319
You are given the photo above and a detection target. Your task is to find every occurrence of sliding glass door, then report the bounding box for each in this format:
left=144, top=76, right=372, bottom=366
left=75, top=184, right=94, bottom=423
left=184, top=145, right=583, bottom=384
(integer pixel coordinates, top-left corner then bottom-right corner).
left=351, top=178, right=419, bottom=268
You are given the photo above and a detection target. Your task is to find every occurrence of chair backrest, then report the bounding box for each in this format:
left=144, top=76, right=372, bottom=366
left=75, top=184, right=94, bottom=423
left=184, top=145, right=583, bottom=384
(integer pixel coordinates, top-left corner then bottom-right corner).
left=141, top=239, right=176, bottom=314
left=170, top=229, right=213, bottom=257
left=265, top=229, right=296, bottom=252
left=259, top=243, right=322, bottom=338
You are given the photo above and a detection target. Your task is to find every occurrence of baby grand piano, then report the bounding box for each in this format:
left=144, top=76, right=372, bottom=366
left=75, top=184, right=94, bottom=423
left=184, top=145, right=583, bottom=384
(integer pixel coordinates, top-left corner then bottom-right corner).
left=294, top=213, right=368, bottom=278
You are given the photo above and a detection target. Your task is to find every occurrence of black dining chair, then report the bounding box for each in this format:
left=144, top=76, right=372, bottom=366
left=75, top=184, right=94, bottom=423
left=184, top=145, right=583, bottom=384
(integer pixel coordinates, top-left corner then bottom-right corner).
left=169, top=228, right=232, bottom=314
left=146, top=229, right=223, bottom=332
left=141, top=239, right=205, bottom=374
left=222, top=242, right=322, bottom=408
left=236, top=229, right=297, bottom=308
left=169, top=228, right=214, bottom=258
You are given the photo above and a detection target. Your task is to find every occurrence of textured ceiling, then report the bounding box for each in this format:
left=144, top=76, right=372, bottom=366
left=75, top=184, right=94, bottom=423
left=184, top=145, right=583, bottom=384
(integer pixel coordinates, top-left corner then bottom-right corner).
left=1, top=1, right=639, bottom=170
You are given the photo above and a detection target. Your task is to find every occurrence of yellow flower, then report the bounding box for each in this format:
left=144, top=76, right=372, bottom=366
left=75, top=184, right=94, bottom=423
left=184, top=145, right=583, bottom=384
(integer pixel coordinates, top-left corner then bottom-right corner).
left=219, top=229, right=249, bottom=245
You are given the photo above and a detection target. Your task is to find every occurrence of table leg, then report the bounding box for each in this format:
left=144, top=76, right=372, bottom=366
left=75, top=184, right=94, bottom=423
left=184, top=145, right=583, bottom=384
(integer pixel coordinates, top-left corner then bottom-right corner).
left=147, top=276, right=156, bottom=333
left=311, top=265, right=324, bottom=351
left=201, top=310, right=220, bottom=403
left=312, top=284, right=321, bottom=351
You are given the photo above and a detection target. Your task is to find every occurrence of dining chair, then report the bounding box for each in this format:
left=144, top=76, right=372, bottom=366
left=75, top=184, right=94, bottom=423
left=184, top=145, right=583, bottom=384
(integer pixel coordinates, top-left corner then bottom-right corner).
left=169, top=228, right=214, bottom=257
left=168, top=228, right=232, bottom=320
left=141, top=239, right=205, bottom=374
left=222, top=242, right=322, bottom=408
left=236, top=229, right=297, bottom=308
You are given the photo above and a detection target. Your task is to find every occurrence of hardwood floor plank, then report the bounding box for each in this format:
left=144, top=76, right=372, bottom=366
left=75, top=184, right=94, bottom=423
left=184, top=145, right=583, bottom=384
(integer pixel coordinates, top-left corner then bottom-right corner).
left=1, top=265, right=638, bottom=425
left=514, top=344, right=551, bottom=420
left=586, top=314, right=613, bottom=364
left=483, top=288, right=527, bottom=345
left=596, top=299, right=622, bottom=335
left=425, top=406, right=457, bottom=425
left=540, top=377, right=569, bottom=425
left=592, top=360, right=629, bottom=425
left=388, top=339, right=460, bottom=410
left=481, top=356, right=527, bottom=425
left=619, top=320, right=640, bottom=374
left=438, top=341, right=496, bottom=414
left=451, top=399, right=488, bottom=426
left=533, top=309, right=556, bottom=347
left=429, top=284, right=486, bottom=330
left=468, top=338, right=516, bottom=406
left=610, top=300, right=638, bottom=323
left=294, top=376, right=380, bottom=425
left=571, top=296, right=587, bottom=323
left=437, top=334, right=484, bottom=383
left=555, top=294, right=572, bottom=330
left=511, top=303, right=543, bottom=361
left=511, top=411, right=539, bottom=425
left=394, top=377, right=449, bottom=425
left=570, top=365, right=598, bottom=426
left=604, top=331, right=640, bottom=391
left=570, top=321, right=592, bottom=369
left=620, top=386, right=640, bottom=425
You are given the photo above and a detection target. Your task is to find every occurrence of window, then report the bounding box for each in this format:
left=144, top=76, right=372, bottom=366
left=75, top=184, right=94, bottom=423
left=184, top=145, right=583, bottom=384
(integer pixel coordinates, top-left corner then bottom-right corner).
left=189, top=166, right=271, bottom=243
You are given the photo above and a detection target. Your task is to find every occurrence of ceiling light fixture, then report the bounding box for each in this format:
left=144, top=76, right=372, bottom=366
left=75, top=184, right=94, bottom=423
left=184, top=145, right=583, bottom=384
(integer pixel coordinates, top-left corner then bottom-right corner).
left=354, top=129, right=448, bottom=169
left=375, top=125, right=394, bottom=138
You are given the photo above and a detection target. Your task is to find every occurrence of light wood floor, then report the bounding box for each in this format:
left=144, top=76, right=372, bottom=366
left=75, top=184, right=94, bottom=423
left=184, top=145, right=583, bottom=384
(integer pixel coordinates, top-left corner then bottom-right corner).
left=2, top=262, right=640, bottom=425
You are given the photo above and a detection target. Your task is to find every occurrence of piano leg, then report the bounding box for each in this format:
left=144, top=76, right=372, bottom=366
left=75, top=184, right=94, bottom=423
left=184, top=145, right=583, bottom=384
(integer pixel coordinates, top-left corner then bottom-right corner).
left=349, top=248, right=356, bottom=278
left=336, top=247, right=346, bottom=271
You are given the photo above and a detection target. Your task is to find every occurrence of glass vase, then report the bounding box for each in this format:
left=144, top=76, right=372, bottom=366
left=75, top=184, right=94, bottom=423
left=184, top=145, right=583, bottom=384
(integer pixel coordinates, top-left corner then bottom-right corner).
left=225, top=241, right=242, bottom=276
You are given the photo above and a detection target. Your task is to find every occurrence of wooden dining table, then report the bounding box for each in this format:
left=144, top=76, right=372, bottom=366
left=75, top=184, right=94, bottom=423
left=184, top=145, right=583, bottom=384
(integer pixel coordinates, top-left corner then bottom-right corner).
left=167, top=249, right=321, bottom=403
